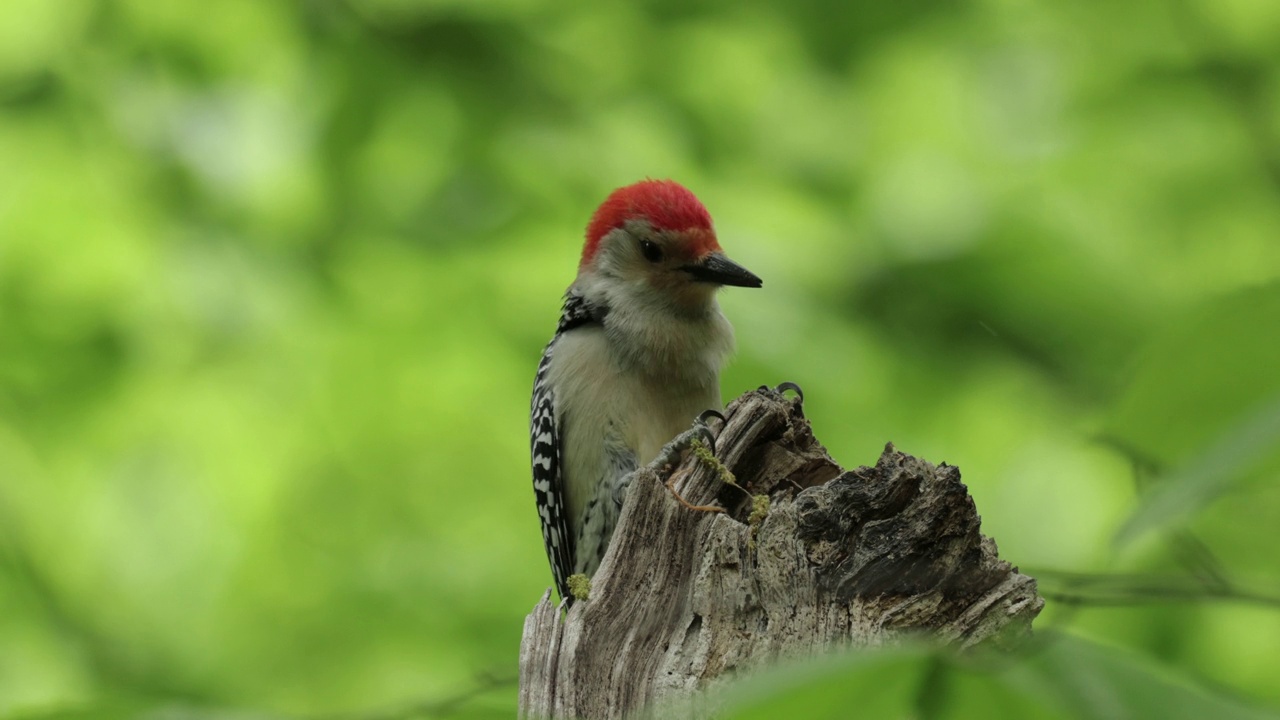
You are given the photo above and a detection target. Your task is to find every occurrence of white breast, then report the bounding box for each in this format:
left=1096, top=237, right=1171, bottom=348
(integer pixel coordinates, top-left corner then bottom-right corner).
left=547, top=316, right=728, bottom=540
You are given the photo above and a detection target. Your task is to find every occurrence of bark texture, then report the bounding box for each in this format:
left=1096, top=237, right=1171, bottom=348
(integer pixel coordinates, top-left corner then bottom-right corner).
left=519, top=387, right=1043, bottom=719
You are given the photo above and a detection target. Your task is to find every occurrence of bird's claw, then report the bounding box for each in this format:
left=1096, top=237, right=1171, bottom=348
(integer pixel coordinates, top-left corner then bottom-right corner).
left=663, top=416, right=728, bottom=516
left=696, top=407, right=727, bottom=450
left=620, top=411, right=731, bottom=516
left=614, top=411, right=722, bottom=508
left=774, top=381, right=804, bottom=404
left=697, top=408, right=726, bottom=426
left=646, top=410, right=723, bottom=472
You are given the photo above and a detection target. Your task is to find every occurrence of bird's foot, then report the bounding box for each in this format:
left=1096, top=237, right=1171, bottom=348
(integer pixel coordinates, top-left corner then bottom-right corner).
left=612, top=411, right=730, bottom=514
left=775, top=381, right=803, bottom=403
left=658, top=410, right=728, bottom=514
left=656, top=409, right=724, bottom=466
left=760, top=381, right=804, bottom=405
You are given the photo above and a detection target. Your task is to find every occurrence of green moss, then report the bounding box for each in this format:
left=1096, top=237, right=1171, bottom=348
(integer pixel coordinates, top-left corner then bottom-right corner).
left=690, top=437, right=736, bottom=485
left=748, top=494, right=770, bottom=550
left=567, top=573, right=592, bottom=601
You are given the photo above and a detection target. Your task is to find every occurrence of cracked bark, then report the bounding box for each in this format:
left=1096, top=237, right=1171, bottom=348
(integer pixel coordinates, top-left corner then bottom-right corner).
left=518, top=387, right=1044, bottom=719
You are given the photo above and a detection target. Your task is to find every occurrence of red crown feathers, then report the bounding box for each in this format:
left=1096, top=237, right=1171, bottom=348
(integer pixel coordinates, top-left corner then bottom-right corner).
left=582, top=180, right=720, bottom=266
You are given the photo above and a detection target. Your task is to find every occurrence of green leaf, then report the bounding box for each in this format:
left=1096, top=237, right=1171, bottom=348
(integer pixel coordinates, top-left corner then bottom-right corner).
left=1106, top=283, right=1280, bottom=465
left=1115, top=396, right=1280, bottom=547
left=1008, top=633, right=1279, bottom=720
left=717, top=633, right=1279, bottom=720
left=716, top=643, right=1065, bottom=720
left=716, top=647, right=930, bottom=720
left=1105, top=283, right=1280, bottom=545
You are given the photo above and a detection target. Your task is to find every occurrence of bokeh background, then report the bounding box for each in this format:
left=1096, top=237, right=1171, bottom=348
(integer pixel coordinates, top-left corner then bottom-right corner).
left=2, top=1, right=1279, bottom=718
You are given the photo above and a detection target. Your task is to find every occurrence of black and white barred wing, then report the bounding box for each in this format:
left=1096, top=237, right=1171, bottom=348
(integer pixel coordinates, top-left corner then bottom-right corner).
left=530, top=293, right=598, bottom=602
left=530, top=340, right=574, bottom=601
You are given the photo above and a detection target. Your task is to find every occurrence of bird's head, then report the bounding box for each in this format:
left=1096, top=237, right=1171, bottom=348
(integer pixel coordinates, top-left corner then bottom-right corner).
left=578, top=180, right=761, bottom=312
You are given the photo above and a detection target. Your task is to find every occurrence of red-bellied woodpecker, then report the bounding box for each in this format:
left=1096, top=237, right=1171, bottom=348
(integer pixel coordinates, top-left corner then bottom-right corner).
left=530, top=179, right=762, bottom=603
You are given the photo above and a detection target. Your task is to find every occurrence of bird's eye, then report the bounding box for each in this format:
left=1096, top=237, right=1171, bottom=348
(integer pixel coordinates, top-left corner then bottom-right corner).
left=639, top=239, right=663, bottom=263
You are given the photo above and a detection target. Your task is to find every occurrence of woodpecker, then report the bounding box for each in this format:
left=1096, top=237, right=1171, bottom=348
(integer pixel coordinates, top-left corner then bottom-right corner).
left=530, top=179, right=762, bottom=602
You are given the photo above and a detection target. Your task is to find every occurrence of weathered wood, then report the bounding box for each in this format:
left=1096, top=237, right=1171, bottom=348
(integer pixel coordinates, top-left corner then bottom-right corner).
left=519, top=387, right=1043, bottom=719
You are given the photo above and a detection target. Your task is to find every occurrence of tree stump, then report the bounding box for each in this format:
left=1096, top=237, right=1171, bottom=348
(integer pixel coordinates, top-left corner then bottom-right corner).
left=519, top=387, right=1043, bottom=719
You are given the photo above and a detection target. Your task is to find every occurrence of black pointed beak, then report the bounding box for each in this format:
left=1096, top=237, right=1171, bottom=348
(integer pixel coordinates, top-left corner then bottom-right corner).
left=684, top=252, right=763, bottom=288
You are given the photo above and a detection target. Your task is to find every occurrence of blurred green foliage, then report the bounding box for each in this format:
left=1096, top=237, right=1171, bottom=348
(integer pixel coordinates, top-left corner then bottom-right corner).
left=720, top=634, right=1278, bottom=720
left=1, top=1, right=1278, bottom=718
